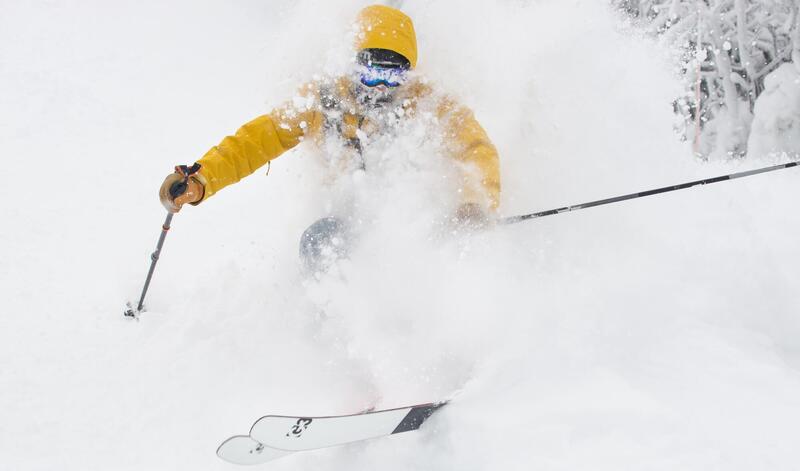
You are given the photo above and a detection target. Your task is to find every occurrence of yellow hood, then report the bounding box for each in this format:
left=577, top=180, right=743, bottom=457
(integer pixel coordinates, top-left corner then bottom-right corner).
left=355, top=5, right=418, bottom=69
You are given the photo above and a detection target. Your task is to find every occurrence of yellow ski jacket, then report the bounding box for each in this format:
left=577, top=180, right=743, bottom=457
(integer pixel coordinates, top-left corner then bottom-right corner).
left=193, top=5, right=500, bottom=210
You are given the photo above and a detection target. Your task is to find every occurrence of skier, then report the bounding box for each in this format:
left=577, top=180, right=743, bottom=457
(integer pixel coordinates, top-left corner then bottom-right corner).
left=158, top=5, right=500, bottom=272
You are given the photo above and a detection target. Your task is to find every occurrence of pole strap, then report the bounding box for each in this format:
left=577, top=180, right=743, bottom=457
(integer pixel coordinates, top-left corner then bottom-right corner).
left=170, top=163, right=202, bottom=199
left=500, top=161, right=799, bottom=225
left=175, top=162, right=202, bottom=177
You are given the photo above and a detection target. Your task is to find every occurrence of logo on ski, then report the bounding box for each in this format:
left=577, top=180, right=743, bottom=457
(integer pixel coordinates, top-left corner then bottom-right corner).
left=286, top=418, right=313, bottom=437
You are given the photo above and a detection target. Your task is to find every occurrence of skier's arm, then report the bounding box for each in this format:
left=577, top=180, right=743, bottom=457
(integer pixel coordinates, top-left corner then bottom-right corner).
left=439, top=99, right=501, bottom=211
left=158, top=97, right=322, bottom=212
left=196, top=105, right=322, bottom=200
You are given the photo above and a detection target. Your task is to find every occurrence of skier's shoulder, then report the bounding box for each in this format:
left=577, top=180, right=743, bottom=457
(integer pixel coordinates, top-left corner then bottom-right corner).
left=397, top=76, right=447, bottom=114
left=404, top=76, right=434, bottom=99
left=402, top=76, right=473, bottom=119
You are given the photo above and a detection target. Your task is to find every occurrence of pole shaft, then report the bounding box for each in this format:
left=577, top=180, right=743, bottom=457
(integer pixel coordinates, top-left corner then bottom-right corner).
left=500, top=161, right=798, bottom=225
left=135, top=212, right=174, bottom=311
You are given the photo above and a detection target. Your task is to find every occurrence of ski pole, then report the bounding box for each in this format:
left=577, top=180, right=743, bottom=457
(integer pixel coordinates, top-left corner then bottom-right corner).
left=499, top=161, right=799, bottom=225
left=125, top=212, right=174, bottom=317
left=124, top=165, right=200, bottom=318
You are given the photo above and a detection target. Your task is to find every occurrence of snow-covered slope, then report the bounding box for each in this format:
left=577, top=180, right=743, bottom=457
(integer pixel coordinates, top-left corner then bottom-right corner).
left=2, top=1, right=799, bottom=470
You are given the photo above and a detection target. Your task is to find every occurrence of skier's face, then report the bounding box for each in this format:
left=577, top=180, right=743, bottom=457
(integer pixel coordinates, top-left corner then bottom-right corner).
left=354, top=80, right=396, bottom=107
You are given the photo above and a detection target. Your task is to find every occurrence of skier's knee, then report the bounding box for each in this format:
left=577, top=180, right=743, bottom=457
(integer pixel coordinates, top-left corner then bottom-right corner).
left=299, top=217, right=350, bottom=273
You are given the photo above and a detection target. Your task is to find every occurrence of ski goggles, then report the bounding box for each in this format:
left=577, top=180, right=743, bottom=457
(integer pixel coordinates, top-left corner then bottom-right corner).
left=358, top=64, right=408, bottom=88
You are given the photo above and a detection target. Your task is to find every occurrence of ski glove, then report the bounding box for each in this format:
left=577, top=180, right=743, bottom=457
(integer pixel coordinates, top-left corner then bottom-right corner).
left=159, top=163, right=205, bottom=213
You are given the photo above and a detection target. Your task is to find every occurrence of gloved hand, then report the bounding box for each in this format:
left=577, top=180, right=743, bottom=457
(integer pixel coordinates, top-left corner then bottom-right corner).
left=159, top=163, right=205, bottom=213
left=452, top=202, right=491, bottom=230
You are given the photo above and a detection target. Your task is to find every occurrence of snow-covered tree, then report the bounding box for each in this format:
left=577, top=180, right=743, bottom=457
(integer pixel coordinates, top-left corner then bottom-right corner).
left=747, top=23, right=800, bottom=159
left=613, top=0, right=799, bottom=159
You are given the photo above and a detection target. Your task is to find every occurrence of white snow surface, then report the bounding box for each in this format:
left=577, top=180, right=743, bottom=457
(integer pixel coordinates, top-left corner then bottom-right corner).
left=2, top=1, right=800, bottom=470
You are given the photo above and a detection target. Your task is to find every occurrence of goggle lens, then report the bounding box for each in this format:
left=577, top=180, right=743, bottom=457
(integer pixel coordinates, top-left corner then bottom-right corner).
left=359, top=65, right=407, bottom=88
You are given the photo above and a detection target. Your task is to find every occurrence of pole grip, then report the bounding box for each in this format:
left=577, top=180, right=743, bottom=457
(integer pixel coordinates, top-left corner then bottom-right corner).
left=169, top=180, right=188, bottom=199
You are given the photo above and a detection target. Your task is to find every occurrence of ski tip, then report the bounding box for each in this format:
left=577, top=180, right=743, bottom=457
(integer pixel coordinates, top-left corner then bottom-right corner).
left=217, top=435, right=292, bottom=465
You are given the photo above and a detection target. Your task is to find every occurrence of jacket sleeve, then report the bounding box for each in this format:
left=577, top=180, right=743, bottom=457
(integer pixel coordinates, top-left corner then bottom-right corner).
left=439, top=99, right=501, bottom=210
left=196, top=102, right=322, bottom=200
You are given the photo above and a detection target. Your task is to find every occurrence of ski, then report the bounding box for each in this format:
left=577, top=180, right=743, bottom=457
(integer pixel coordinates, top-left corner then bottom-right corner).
left=217, top=402, right=446, bottom=465
left=249, top=402, right=446, bottom=452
